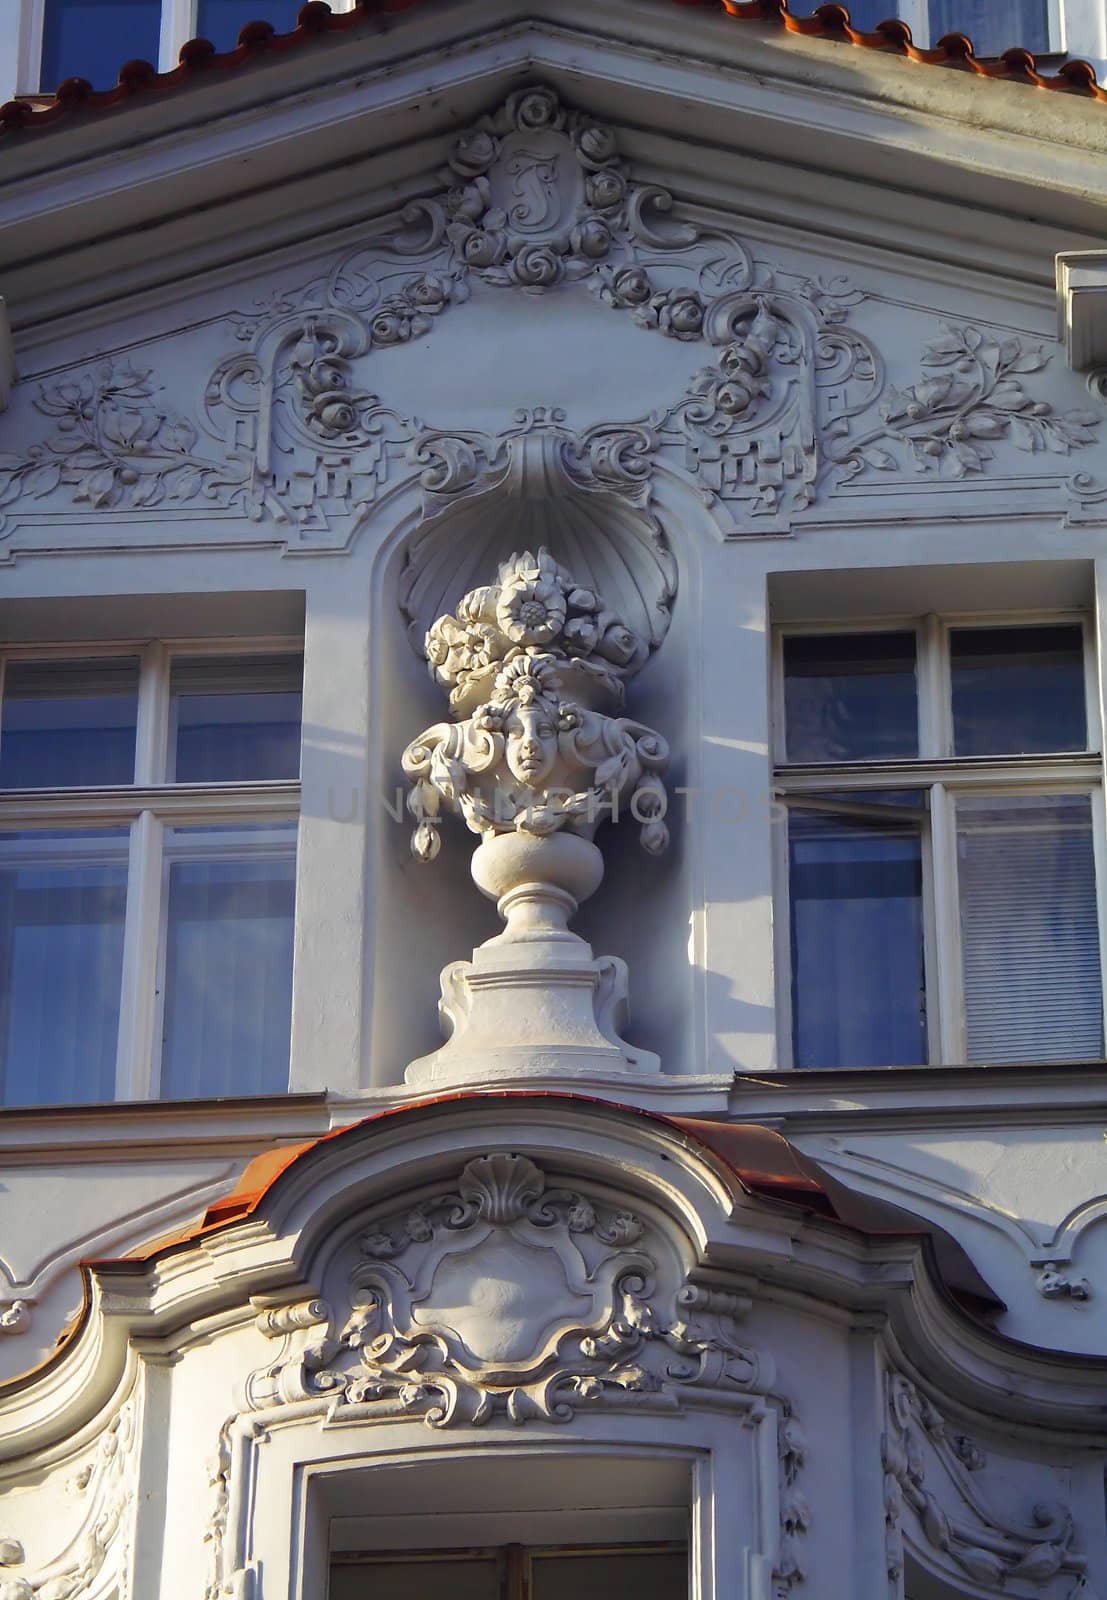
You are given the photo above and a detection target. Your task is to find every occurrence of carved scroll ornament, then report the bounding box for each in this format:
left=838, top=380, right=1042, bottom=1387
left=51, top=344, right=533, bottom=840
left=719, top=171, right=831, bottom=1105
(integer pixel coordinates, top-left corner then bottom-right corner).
left=3, top=84, right=1102, bottom=556
left=882, top=1373, right=1093, bottom=1596
left=241, top=1153, right=766, bottom=1428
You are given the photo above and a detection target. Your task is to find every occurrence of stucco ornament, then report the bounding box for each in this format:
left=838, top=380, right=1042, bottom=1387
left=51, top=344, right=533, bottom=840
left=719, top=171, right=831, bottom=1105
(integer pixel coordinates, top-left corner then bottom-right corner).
left=0, top=1404, right=135, bottom=1600
left=241, top=1153, right=768, bottom=1428
left=3, top=86, right=1105, bottom=558
left=401, top=549, right=668, bottom=1084
left=882, top=1373, right=1092, bottom=1597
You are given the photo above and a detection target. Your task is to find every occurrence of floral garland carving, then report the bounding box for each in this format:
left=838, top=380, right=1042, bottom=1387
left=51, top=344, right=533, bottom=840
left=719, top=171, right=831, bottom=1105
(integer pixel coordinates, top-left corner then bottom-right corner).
left=882, top=1373, right=1092, bottom=1594
left=831, top=323, right=1101, bottom=481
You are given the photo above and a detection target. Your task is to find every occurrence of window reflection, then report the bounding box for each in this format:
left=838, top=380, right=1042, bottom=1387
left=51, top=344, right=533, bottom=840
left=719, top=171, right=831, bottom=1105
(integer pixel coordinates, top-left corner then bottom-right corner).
left=950, top=625, right=1086, bottom=756
left=159, top=823, right=296, bottom=1098
left=0, top=659, right=139, bottom=790
left=40, top=0, right=160, bottom=89
left=788, top=793, right=928, bottom=1068
left=783, top=632, right=918, bottom=763
left=0, top=829, right=128, bottom=1105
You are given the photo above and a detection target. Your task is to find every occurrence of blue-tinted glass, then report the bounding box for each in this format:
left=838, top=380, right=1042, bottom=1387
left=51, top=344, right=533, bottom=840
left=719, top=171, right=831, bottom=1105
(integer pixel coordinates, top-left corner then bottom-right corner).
left=783, top=632, right=918, bottom=763
left=40, top=0, right=161, bottom=90
left=195, top=0, right=302, bottom=46
left=0, top=830, right=128, bottom=1106
left=170, top=655, right=302, bottom=782
left=951, top=625, right=1086, bottom=756
left=0, top=659, right=139, bottom=789
left=928, top=0, right=1049, bottom=53
left=843, top=0, right=901, bottom=28
left=160, top=825, right=296, bottom=1098
left=789, top=796, right=927, bottom=1068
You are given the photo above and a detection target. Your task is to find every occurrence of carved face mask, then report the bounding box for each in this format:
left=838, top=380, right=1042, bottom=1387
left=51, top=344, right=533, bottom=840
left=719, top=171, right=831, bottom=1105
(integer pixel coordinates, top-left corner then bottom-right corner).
left=503, top=701, right=559, bottom=787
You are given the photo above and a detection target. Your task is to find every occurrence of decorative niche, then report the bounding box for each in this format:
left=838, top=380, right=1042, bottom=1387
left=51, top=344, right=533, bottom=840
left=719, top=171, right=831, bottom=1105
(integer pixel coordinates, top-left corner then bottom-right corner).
left=368, top=439, right=702, bottom=1087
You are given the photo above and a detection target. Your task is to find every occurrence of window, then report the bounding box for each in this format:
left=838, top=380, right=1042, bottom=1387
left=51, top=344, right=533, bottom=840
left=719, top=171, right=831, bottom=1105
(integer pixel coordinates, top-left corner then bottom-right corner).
left=29, top=0, right=311, bottom=92
left=0, top=640, right=302, bottom=1106
left=774, top=616, right=1105, bottom=1068
left=841, top=0, right=1052, bottom=55
left=330, top=1544, right=688, bottom=1600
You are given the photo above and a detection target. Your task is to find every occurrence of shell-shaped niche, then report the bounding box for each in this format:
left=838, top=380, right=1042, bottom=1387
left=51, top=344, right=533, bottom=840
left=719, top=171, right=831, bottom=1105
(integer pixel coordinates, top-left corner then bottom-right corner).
left=398, top=424, right=676, bottom=658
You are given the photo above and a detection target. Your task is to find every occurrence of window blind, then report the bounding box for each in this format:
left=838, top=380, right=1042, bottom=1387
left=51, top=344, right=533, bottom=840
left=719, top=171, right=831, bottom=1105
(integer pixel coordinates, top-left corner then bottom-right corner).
left=958, top=795, right=1103, bottom=1064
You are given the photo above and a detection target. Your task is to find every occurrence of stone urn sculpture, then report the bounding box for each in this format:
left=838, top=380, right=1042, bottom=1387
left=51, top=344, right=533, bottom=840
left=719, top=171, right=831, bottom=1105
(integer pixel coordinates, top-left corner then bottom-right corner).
left=402, top=547, right=670, bottom=1084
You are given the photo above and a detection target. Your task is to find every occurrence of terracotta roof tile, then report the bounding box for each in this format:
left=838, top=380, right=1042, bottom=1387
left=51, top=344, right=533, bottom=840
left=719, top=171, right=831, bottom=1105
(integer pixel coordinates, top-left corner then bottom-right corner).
left=1, top=0, right=1104, bottom=137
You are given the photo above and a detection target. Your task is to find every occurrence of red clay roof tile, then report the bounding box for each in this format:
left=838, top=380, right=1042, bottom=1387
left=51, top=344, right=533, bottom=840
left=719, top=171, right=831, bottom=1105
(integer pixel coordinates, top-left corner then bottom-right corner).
left=1, top=0, right=1104, bottom=137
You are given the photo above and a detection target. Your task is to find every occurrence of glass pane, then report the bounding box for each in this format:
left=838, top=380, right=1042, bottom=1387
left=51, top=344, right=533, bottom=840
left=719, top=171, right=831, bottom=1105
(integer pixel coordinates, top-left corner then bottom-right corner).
left=928, top=0, right=1049, bottom=54
left=957, top=794, right=1103, bottom=1064
left=160, top=824, right=296, bottom=1098
left=0, top=658, right=139, bottom=789
left=0, top=829, right=128, bottom=1105
left=40, top=0, right=161, bottom=90
left=196, top=0, right=303, bottom=46
left=789, top=793, right=927, bottom=1068
left=170, top=655, right=303, bottom=783
left=842, top=0, right=901, bottom=27
left=531, top=1550, right=687, bottom=1600
left=329, top=1557, right=499, bottom=1600
left=783, top=633, right=918, bottom=763
left=950, top=625, right=1086, bottom=756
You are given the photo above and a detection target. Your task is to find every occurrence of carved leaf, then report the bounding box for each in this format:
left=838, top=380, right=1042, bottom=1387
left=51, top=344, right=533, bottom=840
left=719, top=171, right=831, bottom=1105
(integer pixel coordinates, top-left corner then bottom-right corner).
left=956, top=1546, right=1008, bottom=1584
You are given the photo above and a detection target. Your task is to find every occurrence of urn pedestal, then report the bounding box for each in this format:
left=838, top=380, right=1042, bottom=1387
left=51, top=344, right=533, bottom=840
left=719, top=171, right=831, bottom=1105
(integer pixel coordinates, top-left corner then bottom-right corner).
left=404, top=831, right=657, bottom=1085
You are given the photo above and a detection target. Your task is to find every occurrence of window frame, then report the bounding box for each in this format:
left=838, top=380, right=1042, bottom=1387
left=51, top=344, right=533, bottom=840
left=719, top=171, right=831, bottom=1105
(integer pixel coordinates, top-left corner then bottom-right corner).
left=0, top=633, right=302, bottom=1104
left=865, top=0, right=1062, bottom=55
left=771, top=608, right=1107, bottom=1069
left=19, top=0, right=359, bottom=92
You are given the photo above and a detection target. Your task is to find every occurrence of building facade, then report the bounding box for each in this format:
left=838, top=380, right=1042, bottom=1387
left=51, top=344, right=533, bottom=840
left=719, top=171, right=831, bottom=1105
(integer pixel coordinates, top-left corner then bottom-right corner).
left=2, top=3, right=1107, bottom=1597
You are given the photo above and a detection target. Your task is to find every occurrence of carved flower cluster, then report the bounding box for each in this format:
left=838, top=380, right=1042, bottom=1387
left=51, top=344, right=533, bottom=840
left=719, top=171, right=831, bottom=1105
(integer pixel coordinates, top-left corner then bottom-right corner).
left=405, top=550, right=669, bottom=858
left=424, top=548, right=647, bottom=710
left=443, top=86, right=627, bottom=293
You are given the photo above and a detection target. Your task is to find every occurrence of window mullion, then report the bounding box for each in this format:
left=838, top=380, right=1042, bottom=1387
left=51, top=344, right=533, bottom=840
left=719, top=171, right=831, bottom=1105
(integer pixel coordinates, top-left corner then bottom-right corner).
left=928, top=781, right=965, bottom=1065
left=114, top=809, right=164, bottom=1101
left=916, top=613, right=947, bottom=759
left=134, top=641, right=170, bottom=787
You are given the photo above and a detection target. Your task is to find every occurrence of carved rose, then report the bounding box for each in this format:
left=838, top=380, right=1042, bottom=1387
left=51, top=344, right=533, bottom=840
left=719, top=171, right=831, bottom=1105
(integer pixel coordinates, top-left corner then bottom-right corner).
left=311, top=396, right=358, bottom=434
left=608, top=266, right=652, bottom=307
left=514, top=87, right=560, bottom=130
left=408, top=273, right=451, bottom=309
left=586, top=168, right=627, bottom=210
left=576, top=123, right=618, bottom=165
left=656, top=290, right=705, bottom=339
left=463, top=230, right=508, bottom=268
left=425, top=615, right=506, bottom=682
left=596, top=622, right=637, bottom=665
left=511, top=244, right=562, bottom=288
left=571, top=218, right=612, bottom=260
left=450, top=128, right=498, bottom=177
left=370, top=312, right=411, bottom=346
left=448, top=179, right=489, bottom=222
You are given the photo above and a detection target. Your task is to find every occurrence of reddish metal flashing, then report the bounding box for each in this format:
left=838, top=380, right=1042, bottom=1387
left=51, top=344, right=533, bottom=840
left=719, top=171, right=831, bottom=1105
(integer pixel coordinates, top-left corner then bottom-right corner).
left=1, top=0, right=1104, bottom=138
left=0, top=1089, right=1007, bottom=1398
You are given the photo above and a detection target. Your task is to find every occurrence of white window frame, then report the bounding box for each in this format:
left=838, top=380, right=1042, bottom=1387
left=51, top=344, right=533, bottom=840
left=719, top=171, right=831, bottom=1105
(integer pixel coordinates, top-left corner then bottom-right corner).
left=0, top=634, right=301, bottom=1104
left=771, top=609, right=1106, bottom=1069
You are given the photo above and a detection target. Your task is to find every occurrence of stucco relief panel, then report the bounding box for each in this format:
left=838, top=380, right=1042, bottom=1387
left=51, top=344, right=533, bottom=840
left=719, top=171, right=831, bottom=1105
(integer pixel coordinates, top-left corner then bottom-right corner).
left=1, top=85, right=1103, bottom=561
